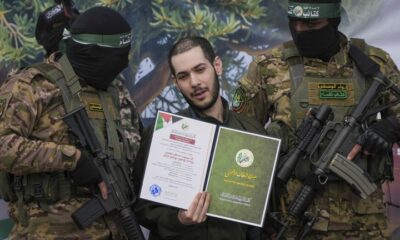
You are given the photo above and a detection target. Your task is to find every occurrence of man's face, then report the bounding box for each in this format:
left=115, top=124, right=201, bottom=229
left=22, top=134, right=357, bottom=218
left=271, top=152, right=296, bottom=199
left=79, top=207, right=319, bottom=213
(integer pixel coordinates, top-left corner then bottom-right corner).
left=288, top=18, right=339, bottom=61
left=171, top=46, right=222, bottom=111
left=289, top=18, right=329, bottom=32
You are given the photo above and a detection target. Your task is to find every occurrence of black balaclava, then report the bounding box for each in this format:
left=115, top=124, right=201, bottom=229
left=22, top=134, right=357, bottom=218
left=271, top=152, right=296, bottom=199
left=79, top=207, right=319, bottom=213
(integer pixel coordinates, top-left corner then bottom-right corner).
left=288, top=0, right=341, bottom=61
left=66, top=7, right=131, bottom=90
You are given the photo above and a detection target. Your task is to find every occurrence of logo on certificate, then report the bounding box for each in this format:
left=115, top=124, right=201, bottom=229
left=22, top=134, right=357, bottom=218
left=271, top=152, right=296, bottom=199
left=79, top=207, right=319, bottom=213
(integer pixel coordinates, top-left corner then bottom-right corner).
left=235, top=149, right=254, bottom=168
left=181, top=122, right=189, bottom=130
left=150, top=184, right=162, bottom=197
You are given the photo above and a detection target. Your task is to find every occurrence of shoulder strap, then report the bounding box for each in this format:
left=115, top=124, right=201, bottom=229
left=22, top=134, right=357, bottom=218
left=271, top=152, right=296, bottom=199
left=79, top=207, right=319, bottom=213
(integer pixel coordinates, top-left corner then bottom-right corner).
left=282, top=41, right=301, bottom=63
left=282, top=41, right=304, bottom=90
left=58, top=55, right=84, bottom=112
left=29, top=57, right=83, bottom=113
left=350, top=37, right=389, bottom=63
left=349, top=38, right=366, bottom=52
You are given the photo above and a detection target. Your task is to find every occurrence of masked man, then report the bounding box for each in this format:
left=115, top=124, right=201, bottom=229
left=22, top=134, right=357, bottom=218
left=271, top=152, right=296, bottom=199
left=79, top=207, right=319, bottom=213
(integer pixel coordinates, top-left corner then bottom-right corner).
left=0, top=7, right=141, bottom=239
left=233, top=0, right=400, bottom=239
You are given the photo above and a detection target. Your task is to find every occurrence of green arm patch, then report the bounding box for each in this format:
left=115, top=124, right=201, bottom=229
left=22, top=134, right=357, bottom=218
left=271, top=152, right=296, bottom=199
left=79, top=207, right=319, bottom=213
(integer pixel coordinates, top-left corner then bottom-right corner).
left=0, top=92, right=12, bottom=118
left=232, top=87, right=247, bottom=113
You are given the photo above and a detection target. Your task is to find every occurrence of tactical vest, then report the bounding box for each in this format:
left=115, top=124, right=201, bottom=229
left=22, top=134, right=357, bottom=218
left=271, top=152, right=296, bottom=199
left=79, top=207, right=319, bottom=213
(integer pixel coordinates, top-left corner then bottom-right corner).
left=282, top=39, right=392, bottom=181
left=0, top=56, right=134, bottom=218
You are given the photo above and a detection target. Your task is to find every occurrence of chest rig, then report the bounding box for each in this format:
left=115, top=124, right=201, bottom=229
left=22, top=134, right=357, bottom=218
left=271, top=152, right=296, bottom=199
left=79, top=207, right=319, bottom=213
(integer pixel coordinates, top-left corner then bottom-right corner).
left=283, top=39, right=369, bottom=128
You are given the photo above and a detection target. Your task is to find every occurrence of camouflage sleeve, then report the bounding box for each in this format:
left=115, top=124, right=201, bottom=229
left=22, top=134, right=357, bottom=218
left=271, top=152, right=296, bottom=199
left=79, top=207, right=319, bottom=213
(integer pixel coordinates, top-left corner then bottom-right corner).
left=232, top=45, right=292, bottom=127
left=0, top=69, right=78, bottom=175
left=232, top=55, right=271, bottom=126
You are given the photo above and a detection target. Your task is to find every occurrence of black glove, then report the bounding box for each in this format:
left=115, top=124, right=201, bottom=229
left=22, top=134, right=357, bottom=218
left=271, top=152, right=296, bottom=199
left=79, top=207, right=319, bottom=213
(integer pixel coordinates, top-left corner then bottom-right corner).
left=70, top=151, right=102, bottom=187
left=357, top=115, right=400, bottom=155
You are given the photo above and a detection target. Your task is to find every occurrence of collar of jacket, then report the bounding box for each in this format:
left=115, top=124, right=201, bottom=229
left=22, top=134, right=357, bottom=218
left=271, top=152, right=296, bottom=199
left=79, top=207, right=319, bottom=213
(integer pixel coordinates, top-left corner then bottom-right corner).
left=188, top=97, right=230, bottom=125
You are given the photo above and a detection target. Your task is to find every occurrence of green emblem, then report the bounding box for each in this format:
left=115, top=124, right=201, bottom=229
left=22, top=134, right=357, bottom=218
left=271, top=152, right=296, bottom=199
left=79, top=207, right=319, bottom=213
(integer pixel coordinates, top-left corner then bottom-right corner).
left=319, top=83, right=348, bottom=99
left=232, top=87, right=246, bottom=113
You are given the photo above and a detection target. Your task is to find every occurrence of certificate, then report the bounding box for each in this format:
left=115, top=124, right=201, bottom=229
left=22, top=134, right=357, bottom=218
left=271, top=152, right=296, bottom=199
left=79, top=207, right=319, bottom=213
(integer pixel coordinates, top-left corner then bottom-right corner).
left=205, top=127, right=280, bottom=226
left=140, top=111, right=280, bottom=226
left=140, top=111, right=216, bottom=209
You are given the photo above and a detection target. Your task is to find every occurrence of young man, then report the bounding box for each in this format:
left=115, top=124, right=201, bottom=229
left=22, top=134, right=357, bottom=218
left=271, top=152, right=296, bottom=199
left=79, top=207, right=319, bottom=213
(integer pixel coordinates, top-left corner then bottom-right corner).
left=134, top=36, right=266, bottom=240
left=0, top=7, right=141, bottom=239
left=233, top=0, right=400, bottom=239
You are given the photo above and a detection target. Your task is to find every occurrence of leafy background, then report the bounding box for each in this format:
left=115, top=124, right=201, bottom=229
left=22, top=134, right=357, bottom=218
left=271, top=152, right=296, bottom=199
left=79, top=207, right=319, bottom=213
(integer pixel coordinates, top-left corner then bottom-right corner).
left=2, top=0, right=395, bottom=118
left=0, top=0, right=399, bottom=235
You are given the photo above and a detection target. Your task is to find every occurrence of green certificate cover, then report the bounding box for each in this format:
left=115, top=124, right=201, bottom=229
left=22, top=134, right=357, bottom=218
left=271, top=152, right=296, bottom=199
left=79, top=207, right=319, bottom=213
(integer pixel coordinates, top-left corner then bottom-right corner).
left=205, top=127, right=280, bottom=227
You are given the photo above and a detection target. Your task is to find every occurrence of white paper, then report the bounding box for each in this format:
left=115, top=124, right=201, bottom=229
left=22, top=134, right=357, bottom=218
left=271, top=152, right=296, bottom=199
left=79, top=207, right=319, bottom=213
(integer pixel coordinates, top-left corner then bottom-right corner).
left=140, top=111, right=216, bottom=209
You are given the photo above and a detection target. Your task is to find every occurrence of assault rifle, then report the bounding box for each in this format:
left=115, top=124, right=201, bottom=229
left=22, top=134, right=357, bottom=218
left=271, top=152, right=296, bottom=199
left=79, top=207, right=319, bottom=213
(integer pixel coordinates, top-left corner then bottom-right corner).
left=274, top=45, right=400, bottom=239
left=65, top=106, right=144, bottom=240
left=275, top=104, right=332, bottom=189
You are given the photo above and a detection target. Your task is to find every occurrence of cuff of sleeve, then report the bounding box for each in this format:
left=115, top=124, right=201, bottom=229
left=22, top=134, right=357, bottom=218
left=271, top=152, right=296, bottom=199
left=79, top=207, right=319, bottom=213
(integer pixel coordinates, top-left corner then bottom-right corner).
left=170, top=209, right=189, bottom=230
left=59, top=144, right=79, bottom=170
left=159, top=209, right=195, bottom=234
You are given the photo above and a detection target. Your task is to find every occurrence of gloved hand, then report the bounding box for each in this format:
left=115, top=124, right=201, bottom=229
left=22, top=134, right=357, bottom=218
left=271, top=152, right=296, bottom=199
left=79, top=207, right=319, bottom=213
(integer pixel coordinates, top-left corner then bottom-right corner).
left=70, top=150, right=102, bottom=187
left=356, top=115, right=400, bottom=155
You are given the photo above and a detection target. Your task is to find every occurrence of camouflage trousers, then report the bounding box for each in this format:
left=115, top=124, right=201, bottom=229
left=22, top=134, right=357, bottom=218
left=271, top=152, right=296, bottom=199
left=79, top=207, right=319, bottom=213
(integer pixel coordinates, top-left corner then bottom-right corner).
left=7, top=198, right=124, bottom=240
left=277, top=179, right=390, bottom=240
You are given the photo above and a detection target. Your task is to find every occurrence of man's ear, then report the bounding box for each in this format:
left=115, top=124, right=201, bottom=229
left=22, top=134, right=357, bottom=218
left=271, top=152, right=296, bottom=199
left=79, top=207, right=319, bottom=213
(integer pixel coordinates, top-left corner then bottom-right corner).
left=171, top=74, right=177, bottom=83
left=213, top=56, right=223, bottom=76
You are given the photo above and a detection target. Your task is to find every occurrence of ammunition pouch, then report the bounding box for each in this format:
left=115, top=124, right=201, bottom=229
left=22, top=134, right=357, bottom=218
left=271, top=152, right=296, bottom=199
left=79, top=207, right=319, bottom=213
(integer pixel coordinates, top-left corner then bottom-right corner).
left=0, top=172, right=17, bottom=202
left=20, top=173, right=61, bottom=204
left=0, top=171, right=83, bottom=205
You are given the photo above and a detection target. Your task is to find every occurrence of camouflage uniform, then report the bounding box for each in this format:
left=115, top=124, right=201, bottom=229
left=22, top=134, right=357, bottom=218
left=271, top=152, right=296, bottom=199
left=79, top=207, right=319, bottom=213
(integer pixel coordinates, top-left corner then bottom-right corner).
left=0, top=54, right=141, bottom=239
left=233, top=34, right=400, bottom=239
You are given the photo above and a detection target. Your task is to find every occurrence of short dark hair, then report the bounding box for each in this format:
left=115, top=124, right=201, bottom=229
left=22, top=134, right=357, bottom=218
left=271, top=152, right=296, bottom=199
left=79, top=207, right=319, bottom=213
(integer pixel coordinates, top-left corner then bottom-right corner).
left=168, top=36, right=216, bottom=76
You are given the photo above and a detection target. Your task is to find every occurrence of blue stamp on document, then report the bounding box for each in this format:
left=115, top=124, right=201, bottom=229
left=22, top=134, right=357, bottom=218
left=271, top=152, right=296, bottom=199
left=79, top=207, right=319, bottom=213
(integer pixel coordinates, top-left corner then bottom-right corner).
left=150, top=184, right=161, bottom=197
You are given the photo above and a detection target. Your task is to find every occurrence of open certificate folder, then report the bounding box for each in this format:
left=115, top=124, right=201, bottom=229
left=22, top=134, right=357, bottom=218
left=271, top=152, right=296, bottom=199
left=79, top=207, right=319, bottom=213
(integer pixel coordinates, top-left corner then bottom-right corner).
left=140, top=111, right=281, bottom=227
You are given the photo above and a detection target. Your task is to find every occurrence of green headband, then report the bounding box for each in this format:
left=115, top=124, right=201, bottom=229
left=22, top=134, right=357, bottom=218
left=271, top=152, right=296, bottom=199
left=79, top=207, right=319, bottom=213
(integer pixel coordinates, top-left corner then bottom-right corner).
left=288, top=1, right=341, bottom=19
left=71, top=32, right=132, bottom=48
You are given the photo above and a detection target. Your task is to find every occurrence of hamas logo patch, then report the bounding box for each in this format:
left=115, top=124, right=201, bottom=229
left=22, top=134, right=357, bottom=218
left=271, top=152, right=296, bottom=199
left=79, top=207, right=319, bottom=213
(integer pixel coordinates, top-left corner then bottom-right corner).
left=232, top=87, right=246, bottom=113
left=293, top=6, right=304, bottom=17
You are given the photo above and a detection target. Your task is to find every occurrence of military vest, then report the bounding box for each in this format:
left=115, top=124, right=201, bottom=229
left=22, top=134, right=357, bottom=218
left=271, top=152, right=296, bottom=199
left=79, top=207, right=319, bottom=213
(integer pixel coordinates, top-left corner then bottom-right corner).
left=0, top=56, right=136, bottom=209
left=281, top=39, right=391, bottom=181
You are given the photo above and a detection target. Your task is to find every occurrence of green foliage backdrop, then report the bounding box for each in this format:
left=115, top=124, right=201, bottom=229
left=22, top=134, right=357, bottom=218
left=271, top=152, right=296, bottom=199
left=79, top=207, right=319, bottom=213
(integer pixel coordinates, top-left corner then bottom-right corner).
left=0, top=0, right=383, bottom=118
